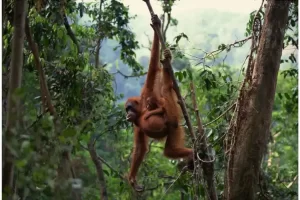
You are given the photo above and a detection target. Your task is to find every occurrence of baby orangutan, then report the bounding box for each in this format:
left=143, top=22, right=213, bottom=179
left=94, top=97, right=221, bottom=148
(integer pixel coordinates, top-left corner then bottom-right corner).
left=144, top=96, right=178, bottom=129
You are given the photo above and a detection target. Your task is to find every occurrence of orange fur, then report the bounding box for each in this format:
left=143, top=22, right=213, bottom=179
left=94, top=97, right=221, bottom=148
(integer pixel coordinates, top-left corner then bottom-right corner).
left=124, top=14, right=193, bottom=190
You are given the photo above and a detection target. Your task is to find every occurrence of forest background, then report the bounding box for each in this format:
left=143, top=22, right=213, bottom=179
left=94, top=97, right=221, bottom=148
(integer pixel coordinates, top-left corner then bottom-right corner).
left=2, top=0, right=298, bottom=199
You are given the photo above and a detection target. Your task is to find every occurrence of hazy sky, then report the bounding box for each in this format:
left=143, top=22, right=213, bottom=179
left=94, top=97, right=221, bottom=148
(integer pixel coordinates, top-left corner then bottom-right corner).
left=77, top=0, right=296, bottom=59
left=122, top=0, right=262, bottom=16
left=79, top=0, right=262, bottom=15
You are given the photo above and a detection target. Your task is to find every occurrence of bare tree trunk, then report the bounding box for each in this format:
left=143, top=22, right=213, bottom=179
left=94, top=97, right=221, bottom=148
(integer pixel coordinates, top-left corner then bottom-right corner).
left=225, top=1, right=290, bottom=200
left=3, top=0, right=27, bottom=196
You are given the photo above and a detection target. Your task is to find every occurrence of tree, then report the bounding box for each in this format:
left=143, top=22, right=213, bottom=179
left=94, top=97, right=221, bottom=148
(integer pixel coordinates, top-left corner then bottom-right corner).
left=3, top=0, right=27, bottom=197
left=1, top=0, right=297, bottom=199
left=225, top=1, right=291, bottom=199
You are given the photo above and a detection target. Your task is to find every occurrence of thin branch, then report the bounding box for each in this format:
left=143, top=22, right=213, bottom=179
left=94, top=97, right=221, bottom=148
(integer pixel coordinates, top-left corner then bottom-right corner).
left=146, top=140, right=154, bottom=155
left=190, top=82, right=205, bottom=143
left=194, top=36, right=252, bottom=66
left=287, top=175, right=298, bottom=188
left=163, top=13, right=171, bottom=42
left=159, top=167, right=187, bottom=200
left=95, top=38, right=102, bottom=68
left=204, top=103, right=236, bottom=127
left=190, top=82, right=218, bottom=200
left=25, top=18, right=56, bottom=116
left=161, top=13, right=165, bottom=42
left=97, top=156, right=126, bottom=181
left=80, top=142, right=125, bottom=181
left=95, top=0, right=104, bottom=68
left=62, top=13, right=81, bottom=54
left=111, top=70, right=147, bottom=78
left=25, top=108, right=49, bottom=130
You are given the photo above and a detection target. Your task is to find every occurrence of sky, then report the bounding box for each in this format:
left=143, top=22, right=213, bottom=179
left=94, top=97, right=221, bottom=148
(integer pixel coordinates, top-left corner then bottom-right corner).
left=79, top=0, right=262, bottom=15
left=77, top=0, right=297, bottom=61
left=121, top=0, right=262, bottom=16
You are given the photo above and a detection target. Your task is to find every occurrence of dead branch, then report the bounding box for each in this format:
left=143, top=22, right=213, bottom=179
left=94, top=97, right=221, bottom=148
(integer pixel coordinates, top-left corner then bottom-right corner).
left=142, top=0, right=196, bottom=141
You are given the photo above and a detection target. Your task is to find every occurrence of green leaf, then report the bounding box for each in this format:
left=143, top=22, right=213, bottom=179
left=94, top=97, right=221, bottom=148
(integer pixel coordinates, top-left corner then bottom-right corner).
left=103, top=169, right=110, bottom=176
left=291, top=20, right=295, bottom=27
left=62, top=127, right=77, bottom=138
left=175, top=72, right=183, bottom=82
left=16, top=159, right=27, bottom=168
left=284, top=93, right=291, bottom=99
left=187, top=69, right=193, bottom=80
left=182, top=70, right=187, bottom=79
left=204, top=78, right=211, bottom=90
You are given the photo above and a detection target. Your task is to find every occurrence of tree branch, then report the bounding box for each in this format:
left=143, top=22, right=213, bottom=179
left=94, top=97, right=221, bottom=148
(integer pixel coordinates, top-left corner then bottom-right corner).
left=25, top=18, right=56, bottom=116
left=190, top=82, right=218, bottom=200
left=163, top=13, right=171, bottom=42
left=88, top=139, right=109, bottom=200
left=111, top=70, right=147, bottom=78
left=62, top=13, right=81, bottom=54
left=194, top=36, right=252, bottom=66
left=97, top=156, right=126, bottom=181
left=95, top=0, right=104, bottom=68
left=204, top=103, right=236, bottom=127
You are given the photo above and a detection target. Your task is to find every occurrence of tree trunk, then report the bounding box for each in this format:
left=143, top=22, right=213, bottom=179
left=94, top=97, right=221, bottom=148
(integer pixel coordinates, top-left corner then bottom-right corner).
left=225, top=1, right=290, bottom=200
left=88, top=141, right=108, bottom=200
left=3, top=0, right=27, bottom=196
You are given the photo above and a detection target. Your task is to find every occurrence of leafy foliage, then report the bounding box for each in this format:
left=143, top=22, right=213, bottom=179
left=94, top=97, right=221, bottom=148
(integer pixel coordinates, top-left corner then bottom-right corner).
left=2, top=0, right=297, bottom=199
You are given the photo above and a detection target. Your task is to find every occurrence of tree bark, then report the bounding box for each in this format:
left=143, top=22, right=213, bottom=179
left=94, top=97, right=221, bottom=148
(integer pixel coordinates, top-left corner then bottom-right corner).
left=225, top=1, right=290, bottom=200
left=88, top=141, right=109, bottom=200
left=3, top=0, right=27, bottom=196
